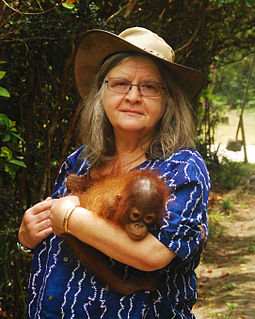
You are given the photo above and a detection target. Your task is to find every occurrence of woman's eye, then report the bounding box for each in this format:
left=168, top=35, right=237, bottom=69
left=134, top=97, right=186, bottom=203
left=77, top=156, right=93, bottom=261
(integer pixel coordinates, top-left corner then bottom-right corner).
left=142, top=83, right=157, bottom=90
left=144, top=84, right=154, bottom=90
left=111, top=79, right=129, bottom=87
left=116, top=81, right=128, bottom=87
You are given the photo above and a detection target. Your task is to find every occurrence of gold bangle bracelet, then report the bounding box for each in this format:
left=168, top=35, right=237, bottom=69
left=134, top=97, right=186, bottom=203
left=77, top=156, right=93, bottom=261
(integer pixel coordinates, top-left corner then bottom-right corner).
left=63, top=205, right=77, bottom=233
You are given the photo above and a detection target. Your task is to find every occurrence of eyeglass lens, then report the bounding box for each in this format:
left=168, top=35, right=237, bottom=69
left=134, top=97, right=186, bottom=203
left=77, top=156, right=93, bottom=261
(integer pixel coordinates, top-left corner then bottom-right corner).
left=106, top=78, right=164, bottom=97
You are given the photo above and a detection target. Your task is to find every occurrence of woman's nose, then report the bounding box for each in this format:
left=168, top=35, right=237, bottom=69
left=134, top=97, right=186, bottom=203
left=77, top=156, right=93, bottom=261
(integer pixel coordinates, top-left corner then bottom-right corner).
left=125, top=84, right=142, bottom=103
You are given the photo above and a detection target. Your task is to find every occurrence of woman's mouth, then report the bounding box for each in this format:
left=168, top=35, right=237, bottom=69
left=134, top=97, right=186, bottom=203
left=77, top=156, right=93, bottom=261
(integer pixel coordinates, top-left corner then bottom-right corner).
left=121, top=109, right=143, bottom=116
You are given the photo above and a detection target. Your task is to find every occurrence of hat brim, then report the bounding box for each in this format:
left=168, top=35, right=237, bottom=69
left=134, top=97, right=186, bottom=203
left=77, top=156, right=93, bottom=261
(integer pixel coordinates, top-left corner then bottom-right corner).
left=74, top=29, right=205, bottom=100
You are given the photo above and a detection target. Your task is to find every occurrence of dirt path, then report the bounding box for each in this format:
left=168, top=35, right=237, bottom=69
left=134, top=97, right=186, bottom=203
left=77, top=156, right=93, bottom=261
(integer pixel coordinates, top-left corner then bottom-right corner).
left=192, top=108, right=255, bottom=318
left=193, top=183, right=255, bottom=318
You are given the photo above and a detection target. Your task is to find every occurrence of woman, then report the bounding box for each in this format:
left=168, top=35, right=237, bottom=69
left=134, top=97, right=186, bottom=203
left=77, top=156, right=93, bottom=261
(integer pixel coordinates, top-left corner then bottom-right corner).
left=18, top=27, right=210, bottom=318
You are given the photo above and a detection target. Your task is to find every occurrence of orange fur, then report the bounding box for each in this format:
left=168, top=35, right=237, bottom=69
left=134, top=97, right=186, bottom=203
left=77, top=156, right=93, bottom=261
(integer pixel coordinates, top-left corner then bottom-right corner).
left=66, top=170, right=168, bottom=228
left=64, top=170, right=169, bottom=295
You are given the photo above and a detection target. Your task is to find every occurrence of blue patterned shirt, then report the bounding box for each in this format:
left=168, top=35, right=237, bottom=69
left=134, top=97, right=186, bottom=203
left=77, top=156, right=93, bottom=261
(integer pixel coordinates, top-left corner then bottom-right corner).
left=27, top=146, right=210, bottom=318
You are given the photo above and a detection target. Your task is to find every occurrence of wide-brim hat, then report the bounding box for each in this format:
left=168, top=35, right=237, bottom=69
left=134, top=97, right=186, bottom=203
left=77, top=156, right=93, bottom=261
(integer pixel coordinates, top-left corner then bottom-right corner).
left=74, top=27, right=206, bottom=100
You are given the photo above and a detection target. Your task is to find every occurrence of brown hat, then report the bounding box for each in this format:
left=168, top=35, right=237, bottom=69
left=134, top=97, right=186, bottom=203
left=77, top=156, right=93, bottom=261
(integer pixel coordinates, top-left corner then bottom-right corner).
left=74, top=27, right=205, bottom=99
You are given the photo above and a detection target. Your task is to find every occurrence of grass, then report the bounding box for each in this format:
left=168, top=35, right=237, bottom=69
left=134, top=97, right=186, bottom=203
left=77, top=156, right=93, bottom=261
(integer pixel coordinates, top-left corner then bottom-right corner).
left=225, top=283, right=238, bottom=291
left=221, top=198, right=234, bottom=213
left=247, top=245, right=255, bottom=253
left=207, top=301, right=238, bottom=319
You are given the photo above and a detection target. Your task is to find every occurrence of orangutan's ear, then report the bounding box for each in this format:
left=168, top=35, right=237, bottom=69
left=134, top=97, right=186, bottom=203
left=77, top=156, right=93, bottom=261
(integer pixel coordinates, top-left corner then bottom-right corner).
left=115, top=194, right=122, bottom=206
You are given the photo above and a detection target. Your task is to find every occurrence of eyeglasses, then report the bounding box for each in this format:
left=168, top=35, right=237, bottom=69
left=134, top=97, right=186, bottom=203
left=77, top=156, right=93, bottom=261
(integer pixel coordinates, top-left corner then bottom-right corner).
left=105, top=77, right=166, bottom=97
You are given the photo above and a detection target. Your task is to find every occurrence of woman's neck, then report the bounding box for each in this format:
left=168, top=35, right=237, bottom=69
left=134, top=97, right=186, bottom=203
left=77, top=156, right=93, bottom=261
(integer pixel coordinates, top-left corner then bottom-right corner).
left=90, top=131, right=153, bottom=178
left=90, top=152, right=147, bottom=179
left=116, top=151, right=147, bottom=173
left=114, top=131, right=152, bottom=172
left=115, top=128, right=152, bottom=153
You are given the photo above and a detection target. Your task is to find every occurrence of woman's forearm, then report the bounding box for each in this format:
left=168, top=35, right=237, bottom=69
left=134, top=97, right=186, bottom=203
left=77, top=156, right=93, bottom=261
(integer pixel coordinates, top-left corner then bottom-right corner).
left=67, top=206, right=175, bottom=271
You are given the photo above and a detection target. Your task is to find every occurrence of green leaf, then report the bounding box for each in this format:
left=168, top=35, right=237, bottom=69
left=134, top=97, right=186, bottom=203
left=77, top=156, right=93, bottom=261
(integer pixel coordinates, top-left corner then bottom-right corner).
left=0, top=113, right=11, bottom=127
left=9, top=159, right=27, bottom=168
left=245, top=0, right=253, bottom=6
left=2, top=135, right=11, bottom=142
left=4, top=163, right=10, bottom=173
left=11, top=132, right=25, bottom=142
left=1, top=146, right=12, bottom=160
left=62, top=2, right=75, bottom=9
left=0, top=71, right=6, bottom=80
left=0, top=87, right=10, bottom=98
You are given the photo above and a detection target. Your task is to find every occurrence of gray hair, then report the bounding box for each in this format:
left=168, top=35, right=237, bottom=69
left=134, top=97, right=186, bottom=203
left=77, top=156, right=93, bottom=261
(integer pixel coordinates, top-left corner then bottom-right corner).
left=78, top=52, right=195, bottom=168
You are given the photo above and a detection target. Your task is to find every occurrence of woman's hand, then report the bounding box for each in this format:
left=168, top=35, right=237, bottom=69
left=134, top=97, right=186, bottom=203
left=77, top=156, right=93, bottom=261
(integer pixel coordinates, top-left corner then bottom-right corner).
left=50, top=196, right=80, bottom=236
left=18, top=197, right=54, bottom=249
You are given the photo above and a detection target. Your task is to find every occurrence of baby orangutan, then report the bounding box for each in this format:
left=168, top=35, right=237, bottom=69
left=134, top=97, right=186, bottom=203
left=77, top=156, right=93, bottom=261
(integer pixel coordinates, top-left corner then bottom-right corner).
left=63, top=170, right=169, bottom=295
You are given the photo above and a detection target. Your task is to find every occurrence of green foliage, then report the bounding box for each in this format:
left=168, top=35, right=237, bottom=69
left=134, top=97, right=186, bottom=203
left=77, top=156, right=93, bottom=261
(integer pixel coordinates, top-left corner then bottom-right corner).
left=225, top=283, right=238, bottom=290
left=207, top=211, right=225, bottom=239
left=0, top=113, right=26, bottom=180
left=213, top=55, right=255, bottom=109
left=221, top=198, right=234, bottom=213
left=0, top=62, right=10, bottom=98
left=216, top=0, right=254, bottom=6
left=247, top=244, right=255, bottom=253
left=225, top=301, right=238, bottom=318
left=0, top=190, right=31, bottom=318
left=209, top=157, right=254, bottom=190
left=62, top=2, right=75, bottom=10
left=0, top=2, right=108, bottom=316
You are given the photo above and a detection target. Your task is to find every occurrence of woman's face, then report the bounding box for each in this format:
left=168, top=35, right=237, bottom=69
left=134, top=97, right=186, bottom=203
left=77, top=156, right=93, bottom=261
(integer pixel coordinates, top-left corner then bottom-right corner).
left=103, top=55, right=166, bottom=139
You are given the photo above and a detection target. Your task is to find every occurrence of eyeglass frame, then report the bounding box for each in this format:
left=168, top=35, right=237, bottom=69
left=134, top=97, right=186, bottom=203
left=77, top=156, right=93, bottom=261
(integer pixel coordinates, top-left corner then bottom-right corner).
left=105, top=77, right=166, bottom=97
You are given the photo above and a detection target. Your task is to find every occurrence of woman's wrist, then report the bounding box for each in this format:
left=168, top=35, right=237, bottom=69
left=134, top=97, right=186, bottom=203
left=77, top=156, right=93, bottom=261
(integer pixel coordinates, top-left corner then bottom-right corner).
left=17, top=240, right=34, bottom=255
left=66, top=206, right=88, bottom=237
left=50, top=197, right=78, bottom=235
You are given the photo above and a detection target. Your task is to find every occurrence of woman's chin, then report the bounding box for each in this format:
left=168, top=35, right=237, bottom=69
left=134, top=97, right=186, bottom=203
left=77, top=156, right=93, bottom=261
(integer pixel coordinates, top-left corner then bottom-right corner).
left=116, top=124, right=147, bottom=134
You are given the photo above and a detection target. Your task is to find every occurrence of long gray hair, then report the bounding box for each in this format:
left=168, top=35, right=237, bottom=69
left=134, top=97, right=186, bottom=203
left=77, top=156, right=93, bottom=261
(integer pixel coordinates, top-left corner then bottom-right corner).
left=78, top=52, right=195, bottom=168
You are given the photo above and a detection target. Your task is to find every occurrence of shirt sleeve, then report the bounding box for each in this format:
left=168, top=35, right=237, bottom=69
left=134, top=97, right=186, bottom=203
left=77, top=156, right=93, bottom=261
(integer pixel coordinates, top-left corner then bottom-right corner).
left=154, top=151, right=210, bottom=261
left=51, top=146, right=86, bottom=198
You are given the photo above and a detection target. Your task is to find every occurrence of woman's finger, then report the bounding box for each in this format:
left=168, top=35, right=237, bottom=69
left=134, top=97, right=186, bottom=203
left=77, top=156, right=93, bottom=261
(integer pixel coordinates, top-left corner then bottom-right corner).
left=37, top=226, right=53, bottom=241
left=28, top=198, right=54, bottom=216
left=35, top=216, right=52, bottom=233
left=32, top=209, right=51, bottom=225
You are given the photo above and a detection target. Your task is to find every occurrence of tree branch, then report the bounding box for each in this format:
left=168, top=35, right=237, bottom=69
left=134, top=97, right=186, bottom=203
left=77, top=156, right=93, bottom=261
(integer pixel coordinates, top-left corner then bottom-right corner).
left=124, top=0, right=138, bottom=18
left=175, top=18, right=202, bottom=53
left=105, top=3, right=129, bottom=23
left=57, top=100, right=83, bottom=172
left=38, top=41, right=75, bottom=198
